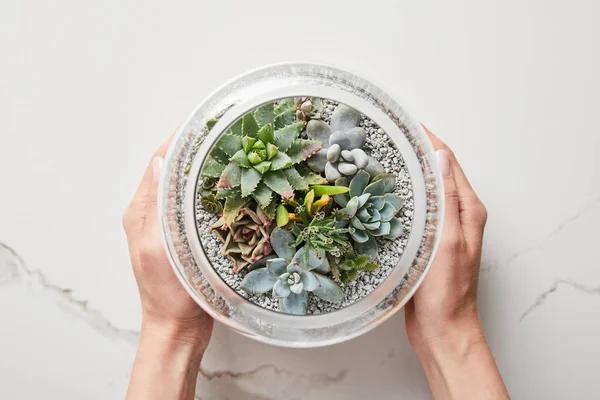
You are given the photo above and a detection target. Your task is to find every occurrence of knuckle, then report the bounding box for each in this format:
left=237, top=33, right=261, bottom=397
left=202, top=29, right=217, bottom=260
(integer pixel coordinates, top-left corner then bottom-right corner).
left=471, top=198, right=488, bottom=224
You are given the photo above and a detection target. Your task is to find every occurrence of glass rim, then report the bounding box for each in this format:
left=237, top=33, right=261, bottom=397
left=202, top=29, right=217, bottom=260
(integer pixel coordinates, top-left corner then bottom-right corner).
left=158, top=62, right=445, bottom=347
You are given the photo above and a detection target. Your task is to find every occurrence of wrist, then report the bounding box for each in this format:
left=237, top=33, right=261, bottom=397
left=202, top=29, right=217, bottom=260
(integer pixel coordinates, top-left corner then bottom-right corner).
left=141, top=314, right=211, bottom=358
left=411, top=314, right=486, bottom=367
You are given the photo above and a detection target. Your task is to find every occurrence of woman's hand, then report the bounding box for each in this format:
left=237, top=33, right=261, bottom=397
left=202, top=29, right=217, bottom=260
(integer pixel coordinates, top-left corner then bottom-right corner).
left=123, top=137, right=213, bottom=400
left=405, top=127, right=509, bottom=399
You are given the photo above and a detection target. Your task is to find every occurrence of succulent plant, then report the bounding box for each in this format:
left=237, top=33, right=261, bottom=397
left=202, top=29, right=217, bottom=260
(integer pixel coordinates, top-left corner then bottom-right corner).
left=337, top=253, right=379, bottom=283
left=306, top=104, right=385, bottom=182
left=200, top=194, right=223, bottom=215
left=241, top=228, right=343, bottom=314
left=294, top=97, right=322, bottom=124
left=288, top=211, right=353, bottom=259
left=335, top=170, right=404, bottom=260
left=201, top=101, right=323, bottom=225
left=211, top=207, right=274, bottom=272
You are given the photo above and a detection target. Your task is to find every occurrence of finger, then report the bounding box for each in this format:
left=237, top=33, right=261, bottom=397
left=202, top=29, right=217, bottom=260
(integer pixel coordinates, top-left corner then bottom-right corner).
left=448, top=155, right=487, bottom=246
left=130, top=135, right=174, bottom=206
left=436, top=149, right=463, bottom=241
left=422, top=124, right=486, bottom=245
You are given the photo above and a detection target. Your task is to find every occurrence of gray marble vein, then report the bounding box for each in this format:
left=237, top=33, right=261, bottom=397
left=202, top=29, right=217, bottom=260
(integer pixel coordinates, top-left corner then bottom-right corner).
left=520, top=279, right=600, bottom=321
left=481, top=195, right=600, bottom=272
left=0, top=241, right=141, bottom=346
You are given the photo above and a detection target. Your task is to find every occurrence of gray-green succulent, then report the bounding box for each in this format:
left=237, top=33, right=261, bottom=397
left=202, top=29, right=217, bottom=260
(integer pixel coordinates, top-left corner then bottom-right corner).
left=306, top=104, right=385, bottom=181
left=335, top=170, right=404, bottom=260
left=241, top=227, right=343, bottom=315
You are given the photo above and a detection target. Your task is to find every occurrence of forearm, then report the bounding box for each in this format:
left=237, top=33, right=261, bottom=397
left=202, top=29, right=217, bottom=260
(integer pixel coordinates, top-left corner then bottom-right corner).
left=414, top=325, right=510, bottom=400
left=126, top=321, right=208, bottom=400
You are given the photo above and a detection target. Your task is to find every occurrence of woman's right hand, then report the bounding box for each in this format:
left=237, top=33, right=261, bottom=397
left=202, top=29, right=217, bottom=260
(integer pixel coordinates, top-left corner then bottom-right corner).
left=405, top=127, right=509, bottom=399
left=405, top=127, right=488, bottom=349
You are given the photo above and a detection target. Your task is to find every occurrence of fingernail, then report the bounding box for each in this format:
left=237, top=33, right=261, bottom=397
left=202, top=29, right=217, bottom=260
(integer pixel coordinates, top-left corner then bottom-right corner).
left=436, top=150, right=450, bottom=177
left=152, top=157, right=164, bottom=184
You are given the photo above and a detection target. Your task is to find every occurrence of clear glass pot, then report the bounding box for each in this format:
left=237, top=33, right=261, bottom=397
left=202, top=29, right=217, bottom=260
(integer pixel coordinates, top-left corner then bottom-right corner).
left=158, top=63, right=444, bottom=348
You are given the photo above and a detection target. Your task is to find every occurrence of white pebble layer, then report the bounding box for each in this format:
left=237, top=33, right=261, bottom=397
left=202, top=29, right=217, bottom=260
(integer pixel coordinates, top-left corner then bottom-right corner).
left=195, top=99, right=414, bottom=314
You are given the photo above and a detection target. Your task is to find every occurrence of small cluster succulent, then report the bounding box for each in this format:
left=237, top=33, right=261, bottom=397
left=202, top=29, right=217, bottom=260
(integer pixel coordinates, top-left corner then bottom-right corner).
left=335, top=253, right=379, bottom=283
left=211, top=207, right=274, bottom=272
left=335, top=170, right=404, bottom=259
left=294, top=97, right=322, bottom=124
left=241, top=228, right=343, bottom=314
left=306, top=104, right=385, bottom=182
left=200, top=99, right=407, bottom=315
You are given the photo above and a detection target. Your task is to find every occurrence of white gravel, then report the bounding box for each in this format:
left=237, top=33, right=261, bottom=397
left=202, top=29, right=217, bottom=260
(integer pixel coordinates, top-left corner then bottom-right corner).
left=195, top=98, right=414, bottom=314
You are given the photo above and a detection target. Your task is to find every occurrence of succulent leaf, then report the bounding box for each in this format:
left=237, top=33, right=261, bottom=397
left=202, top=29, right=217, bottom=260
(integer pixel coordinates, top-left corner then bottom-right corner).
left=270, top=227, right=296, bottom=261
left=310, top=185, right=350, bottom=197
left=273, top=123, right=302, bottom=152
left=384, top=193, right=404, bottom=210
left=241, top=113, right=260, bottom=137
left=372, top=173, right=396, bottom=193
left=218, top=163, right=242, bottom=189
left=312, top=274, right=344, bottom=303
left=385, top=217, right=404, bottom=240
left=273, top=279, right=292, bottom=298
left=371, top=221, right=390, bottom=236
left=350, top=228, right=370, bottom=243
left=242, top=137, right=257, bottom=153
left=252, top=161, right=271, bottom=174
left=363, top=179, right=386, bottom=196
left=274, top=98, right=295, bottom=114
left=379, top=202, right=397, bottom=221
left=222, top=193, right=248, bottom=227
left=266, top=258, right=288, bottom=277
left=299, top=271, right=320, bottom=291
left=254, top=103, right=275, bottom=127
left=210, top=147, right=231, bottom=165
left=240, top=268, right=278, bottom=294
left=269, top=152, right=293, bottom=171
left=274, top=108, right=296, bottom=129
left=217, top=134, right=243, bottom=157
left=349, top=170, right=370, bottom=198
left=262, top=170, right=294, bottom=200
left=279, top=291, right=308, bottom=315
left=250, top=182, right=272, bottom=209
left=294, top=164, right=327, bottom=185
left=353, top=236, right=379, bottom=262
left=262, top=200, right=277, bottom=219
left=256, top=123, right=275, bottom=144
left=202, top=155, right=226, bottom=178
left=283, top=167, right=309, bottom=191
left=206, top=118, right=218, bottom=131
left=287, top=139, right=322, bottom=164
left=230, top=149, right=252, bottom=168
left=229, top=118, right=243, bottom=135
left=241, top=168, right=262, bottom=197
left=276, top=204, right=289, bottom=227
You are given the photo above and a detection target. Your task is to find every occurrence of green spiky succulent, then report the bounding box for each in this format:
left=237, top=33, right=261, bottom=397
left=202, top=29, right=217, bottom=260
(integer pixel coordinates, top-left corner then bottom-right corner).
left=201, top=101, right=324, bottom=225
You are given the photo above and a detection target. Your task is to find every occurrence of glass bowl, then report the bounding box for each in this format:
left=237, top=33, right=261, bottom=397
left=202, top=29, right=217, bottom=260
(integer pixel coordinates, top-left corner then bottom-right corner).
left=158, top=63, right=444, bottom=348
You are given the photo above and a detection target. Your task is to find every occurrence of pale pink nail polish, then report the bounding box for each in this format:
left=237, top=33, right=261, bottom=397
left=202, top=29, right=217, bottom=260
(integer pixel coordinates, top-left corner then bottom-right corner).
left=152, top=157, right=164, bottom=184
left=436, top=150, right=450, bottom=177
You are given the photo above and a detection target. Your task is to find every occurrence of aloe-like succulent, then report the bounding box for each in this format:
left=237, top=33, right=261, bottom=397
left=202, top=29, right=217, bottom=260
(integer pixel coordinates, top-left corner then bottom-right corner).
left=201, top=101, right=324, bottom=225
left=241, top=228, right=343, bottom=314
left=306, top=104, right=385, bottom=181
left=335, top=170, right=404, bottom=260
left=211, top=207, right=274, bottom=272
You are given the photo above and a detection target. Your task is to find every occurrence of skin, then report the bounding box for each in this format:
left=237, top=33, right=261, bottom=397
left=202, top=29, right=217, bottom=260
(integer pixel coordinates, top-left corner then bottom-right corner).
left=123, top=130, right=509, bottom=400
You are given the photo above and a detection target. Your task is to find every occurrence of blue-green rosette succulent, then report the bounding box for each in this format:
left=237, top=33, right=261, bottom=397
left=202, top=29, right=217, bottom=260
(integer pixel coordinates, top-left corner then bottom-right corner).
left=334, top=170, right=404, bottom=260
left=241, top=228, right=343, bottom=315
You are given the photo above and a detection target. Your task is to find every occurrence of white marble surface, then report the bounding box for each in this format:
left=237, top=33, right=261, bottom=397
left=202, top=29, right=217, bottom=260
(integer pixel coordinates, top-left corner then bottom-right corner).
left=1, top=1, right=599, bottom=398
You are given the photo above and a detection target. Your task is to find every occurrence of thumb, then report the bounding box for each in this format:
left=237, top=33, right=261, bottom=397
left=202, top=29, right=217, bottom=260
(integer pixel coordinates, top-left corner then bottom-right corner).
left=437, top=149, right=462, bottom=240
